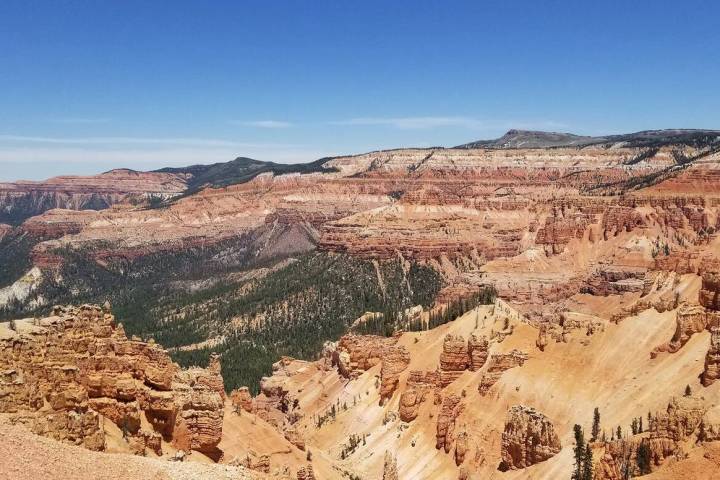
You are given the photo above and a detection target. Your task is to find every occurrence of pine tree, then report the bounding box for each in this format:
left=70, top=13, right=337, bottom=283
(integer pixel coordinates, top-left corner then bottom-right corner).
left=685, top=384, right=692, bottom=397
left=572, top=424, right=585, bottom=480
left=617, top=425, right=622, bottom=440
left=591, top=407, right=601, bottom=442
left=582, top=443, right=593, bottom=480
left=636, top=440, right=651, bottom=474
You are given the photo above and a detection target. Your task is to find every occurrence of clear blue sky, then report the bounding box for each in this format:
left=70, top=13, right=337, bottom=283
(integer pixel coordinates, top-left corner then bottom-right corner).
left=1, top=0, right=718, bottom=180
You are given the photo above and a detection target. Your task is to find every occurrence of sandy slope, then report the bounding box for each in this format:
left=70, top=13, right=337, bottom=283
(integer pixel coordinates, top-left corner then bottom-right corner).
left=267, top=276, right=719, bottom=479
left=0, top=421, right=261, bottom=480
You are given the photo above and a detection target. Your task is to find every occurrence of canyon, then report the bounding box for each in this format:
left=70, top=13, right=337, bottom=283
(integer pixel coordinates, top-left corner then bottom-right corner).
left=2, top=129, right=720, bottom=479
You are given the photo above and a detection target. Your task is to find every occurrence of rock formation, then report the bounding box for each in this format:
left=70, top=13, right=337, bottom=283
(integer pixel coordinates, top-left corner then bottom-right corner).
left=596, top=395, right=707, bottom=479
left=467, top=334, right=489, bottom=371
left=700, top=261, right=720, bottom=311
left=499, top=405, right=561, bottom=470
left=296, top=465, right=316, bottom=480
left=436, top=394, right=464, bottom=454
left=478, top=350, right=528, bottom=395
left=229, top=386, right=254, bottom=413
left=0, top=305, right=224, bottom=455
left=379, top=345, right=411, bottom=404
left=334, top=334, right=399, bottom=378
left=439, top=334, right=469, bottom=387
left=702, top=327, right=720, bottom=386
left=399, top=370, right=440, bottom=422
left=454, top=430, right=468, bottom=466
left=0, top=169, right=190, bottom=225
left=382, top=450, right=399, bottom=480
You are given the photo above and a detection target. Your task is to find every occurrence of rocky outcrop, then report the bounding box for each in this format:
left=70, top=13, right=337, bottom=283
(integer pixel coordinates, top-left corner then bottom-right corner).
left=454, top=430, right=468, bottom=466
left=379, top=345, right=410, bottom=404
left=700, top=261, right=720, bottom=311
left=535, top=212, right=592, bottom=254
left=596, top=395, right=707, bottom=479
left=478, top=350, right=528, bottom=396
left=652, top=396, right=705, bottom=441
left=702, top=328, right=720, bottom=386
left=296, top=465, right=316, bottom=480
left=0, top=305, right=224, bottom=455
left=436, top=394, right=464, bottom=453
left=382, top=450, right=399, bottom=480
left=651, top=305, right=720, bottom=357
left=334, top=334, right=399, bottom=378
left=438, top=333, right=489, bottom=387
left=585, top=266, right=646, bottom=296
left=333, top=334, right=409, bottom=404
left=467, top=334, right=489, bottom=371
left=229, top=386, right=254, bottom=413
left=535, top=324, right=549, bottom=351
left=439, top=334, right=469, bottom=387
left=601, top=206, right=646, bottom=239
left=399, top=370, right=440, bottom=422
left=499, top=405, right=561, bottom=470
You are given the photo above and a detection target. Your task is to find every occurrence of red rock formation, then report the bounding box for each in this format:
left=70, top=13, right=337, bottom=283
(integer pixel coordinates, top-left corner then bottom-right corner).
left=596, top=396, right=707, bottom=479
left=585, top=266, right=647, bottom=296
left=436, top=394, right=464, bottom=453
left=382, top=450, right=399, bottom=480
left=700, top=261, right=720, bottom=311
left=478, top=350, right=528, bottom=396
left=454, top=430, right=468, bottom=466
left=467, top=334, right=489, bottom=371
left=0, top=305, right=224, bottom=455
left=702, top=327, right=720, bottom=387
left=535, top=324, right=549, bottom=351
left=229, top=386, right=254, bottom=413
left=601, top=206, right=646, bottom=240
left=335, top=334, right=398, bottom=378
left=0, top=169, right=190, bottom=224
left=535, top=212, right=592, bottom=254
left=499, top=405, right=561, bottom=470
left=379, top=345, right=410, bottom=404
left=439, top=334, right=469, bottom=387
left=652, top=305, right=720, bottom=357
left=296, top=465, right=316, bottom=480
left=398, top=370, right=440, bottom=422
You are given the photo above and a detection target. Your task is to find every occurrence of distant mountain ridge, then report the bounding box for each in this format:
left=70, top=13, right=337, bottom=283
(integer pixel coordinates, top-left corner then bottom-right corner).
left=456, top=128, right=720, bottom=149
left=155, top=156, right=336, bottom=196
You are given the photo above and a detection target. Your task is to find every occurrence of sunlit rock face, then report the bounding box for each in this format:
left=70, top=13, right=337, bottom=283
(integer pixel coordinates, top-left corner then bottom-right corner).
left=0, top=304, right=224, bottom=455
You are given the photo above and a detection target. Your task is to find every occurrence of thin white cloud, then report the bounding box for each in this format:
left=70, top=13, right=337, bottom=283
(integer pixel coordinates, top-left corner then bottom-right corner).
left=329, top=116, right=483, bottom=129
left=46, top=117, right=112, bottom=124
left=0, top=135, right=298, bottom=149
left=235, top=120, right=293, bottom=128
left=329, top=116, right=568, bottom=131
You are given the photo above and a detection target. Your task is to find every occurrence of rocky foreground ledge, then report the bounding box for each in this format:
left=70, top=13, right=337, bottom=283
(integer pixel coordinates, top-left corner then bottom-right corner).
left=0, top=304, right=225, bottom=457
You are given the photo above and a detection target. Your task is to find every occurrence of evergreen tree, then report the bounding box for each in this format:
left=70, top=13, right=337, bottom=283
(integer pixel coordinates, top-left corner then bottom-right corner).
left=636, top=440, right=651, bottom=474
left=582, top=443, right=593, bottom=480
left=685, top=384, right=692, bottom=397
left=572, top=424, right=585, bottom=480
left=591, top=407, right=601, bottom=442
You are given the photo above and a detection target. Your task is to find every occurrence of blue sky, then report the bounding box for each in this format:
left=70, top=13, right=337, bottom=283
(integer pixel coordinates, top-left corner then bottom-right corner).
left=1, top=0, right=718, bottom=180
